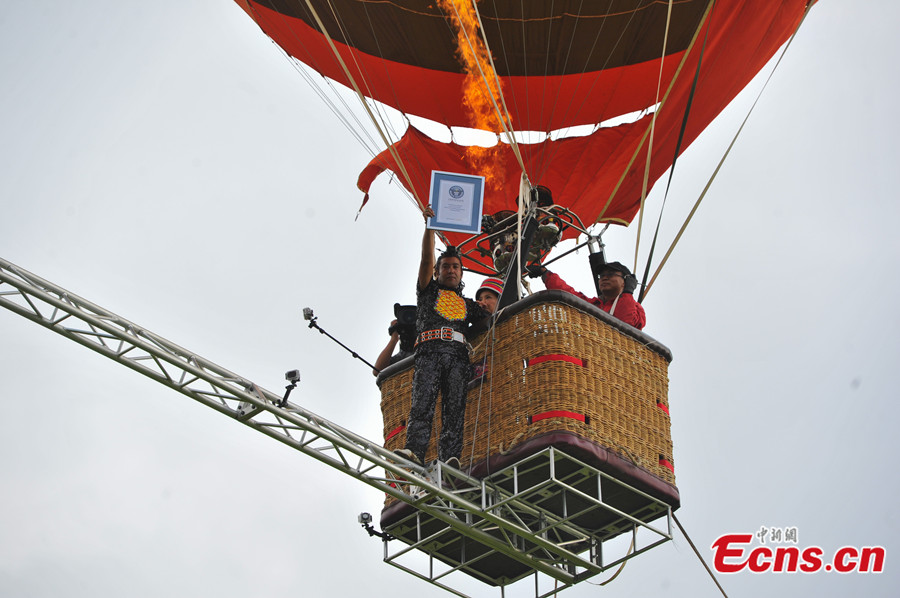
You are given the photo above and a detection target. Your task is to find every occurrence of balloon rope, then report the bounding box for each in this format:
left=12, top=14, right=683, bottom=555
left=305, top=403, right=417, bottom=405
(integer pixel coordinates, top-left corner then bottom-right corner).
left=641, top=3, right=814, bottom=301
left=319, top=1, right=408, bottom=153
left=302, top=0, right=426, bottom=209
left=346, top=4, right=444, bottom=209
left=585, top=537, right=634, bottom=587
left=673, top=512, right=730, bottom=597
left=240, top=3, right=383, bottom=157
left=633, top=0, right=675, bottom=273
left=243, top=2, right=428, bottom=213
left=594, top=0, right=715, bottom=225
left=638, top=0, right=717, bottom=304
left=526, top=3, right=644, bottom=189
left=515, top=174, right=529, bottom=297
left=466, top=316, right=499, bottom=474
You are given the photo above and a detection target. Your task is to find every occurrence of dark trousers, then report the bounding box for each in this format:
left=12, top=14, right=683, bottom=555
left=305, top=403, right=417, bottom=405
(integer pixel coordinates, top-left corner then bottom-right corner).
left=405, top=350, right=470, bottom=462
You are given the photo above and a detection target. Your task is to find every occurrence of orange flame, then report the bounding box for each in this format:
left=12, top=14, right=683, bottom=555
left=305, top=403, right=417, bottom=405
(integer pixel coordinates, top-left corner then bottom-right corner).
left=438, top=0, right=510, bottom=197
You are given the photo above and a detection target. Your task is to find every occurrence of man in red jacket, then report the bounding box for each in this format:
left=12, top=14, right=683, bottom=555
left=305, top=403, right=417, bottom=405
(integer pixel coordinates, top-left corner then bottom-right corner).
left=530, top=261, right=646, bottom=330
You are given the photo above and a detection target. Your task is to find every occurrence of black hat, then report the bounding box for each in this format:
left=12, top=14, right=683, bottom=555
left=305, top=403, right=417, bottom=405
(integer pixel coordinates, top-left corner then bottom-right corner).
left=596, top=261, right=632, bottom=277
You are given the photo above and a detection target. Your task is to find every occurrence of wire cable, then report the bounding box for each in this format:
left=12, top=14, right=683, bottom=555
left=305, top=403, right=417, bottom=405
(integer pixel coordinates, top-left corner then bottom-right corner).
left=673, top=512, right=729, bottom=597
left=633, top=0, right=675, bottom=273
left=301, top=0, right=425, bottom=208
left=637, top=0, right=717, bottom=303
left=641, top=1, right=814, bottom=301
left=595, top=0, right=716, bottom=225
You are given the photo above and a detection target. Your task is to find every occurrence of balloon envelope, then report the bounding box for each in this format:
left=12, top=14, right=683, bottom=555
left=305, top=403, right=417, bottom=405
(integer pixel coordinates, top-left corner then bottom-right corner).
left=238, top=0, right=816, bottom=244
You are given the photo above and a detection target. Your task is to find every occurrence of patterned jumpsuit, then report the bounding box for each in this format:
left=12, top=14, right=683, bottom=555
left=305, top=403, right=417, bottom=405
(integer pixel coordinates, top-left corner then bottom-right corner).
left=404, top=279, right=489, bottom=463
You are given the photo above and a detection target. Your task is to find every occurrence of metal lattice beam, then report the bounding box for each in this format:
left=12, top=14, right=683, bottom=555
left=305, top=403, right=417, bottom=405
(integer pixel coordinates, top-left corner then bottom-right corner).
left=0, top=257, right=671, bottom=597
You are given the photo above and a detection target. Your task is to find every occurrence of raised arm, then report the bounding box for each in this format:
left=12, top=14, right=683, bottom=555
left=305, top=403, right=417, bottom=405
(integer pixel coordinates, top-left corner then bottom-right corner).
left=418, top=206, right=436, bottom=289
left=372, top=319, right=400, bottom=376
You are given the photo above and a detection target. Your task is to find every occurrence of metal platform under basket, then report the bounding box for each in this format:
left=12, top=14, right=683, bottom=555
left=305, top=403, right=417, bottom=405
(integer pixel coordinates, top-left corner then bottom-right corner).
left=381, top=447, right=672, bottom=598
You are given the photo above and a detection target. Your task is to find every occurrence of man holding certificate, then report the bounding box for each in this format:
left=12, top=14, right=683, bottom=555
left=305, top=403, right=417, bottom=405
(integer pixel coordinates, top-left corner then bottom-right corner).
left=395, top=205, right=489, bottom=470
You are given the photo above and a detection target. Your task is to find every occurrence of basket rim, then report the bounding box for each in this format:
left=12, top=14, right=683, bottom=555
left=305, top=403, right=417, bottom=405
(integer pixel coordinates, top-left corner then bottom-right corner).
left=377, top=290, right=672, bottom=385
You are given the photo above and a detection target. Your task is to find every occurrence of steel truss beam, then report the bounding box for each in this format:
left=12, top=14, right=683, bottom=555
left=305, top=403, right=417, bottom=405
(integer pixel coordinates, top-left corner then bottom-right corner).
left=0, top=257, right=672, bottom=597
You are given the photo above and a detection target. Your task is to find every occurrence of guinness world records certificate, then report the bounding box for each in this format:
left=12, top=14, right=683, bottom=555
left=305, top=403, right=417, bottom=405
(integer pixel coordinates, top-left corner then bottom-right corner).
left=427, top=171, right=484, bottom=235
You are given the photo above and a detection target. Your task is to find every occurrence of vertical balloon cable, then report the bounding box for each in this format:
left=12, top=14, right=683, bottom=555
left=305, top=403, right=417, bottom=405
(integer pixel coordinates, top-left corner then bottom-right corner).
left=317, top=0, right=403, bottom=146
left=301, top=0, right=425, bottom=209
left=638, top=0, right=717, bottom=303
left=238, top=3, right=383, bottom=157
left=515, top=174, right=531, bottom=299
left=640, top=2, right=816, bottom=302
left=633, top=0, right=674, bottom=274
left=595, top=0, right=716, bottom=225
left=331, top=6, right=435, bottom=194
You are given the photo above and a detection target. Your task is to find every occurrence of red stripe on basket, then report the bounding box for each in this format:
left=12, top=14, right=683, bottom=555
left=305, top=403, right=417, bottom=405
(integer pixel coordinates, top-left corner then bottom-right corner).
left=527, top=354, right=585, bottom=367
left=385, top=424, right=405, bottom=442
left=659, top=457, right=674, bottom=473
left=656, top=402, right=670, bottom=415
left=530, top=410, right=586, bottom=424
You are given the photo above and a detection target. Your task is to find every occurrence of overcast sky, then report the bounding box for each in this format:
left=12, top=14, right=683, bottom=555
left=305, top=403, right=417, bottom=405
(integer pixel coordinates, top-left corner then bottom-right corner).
left=1, top=1, right=897, bottom=597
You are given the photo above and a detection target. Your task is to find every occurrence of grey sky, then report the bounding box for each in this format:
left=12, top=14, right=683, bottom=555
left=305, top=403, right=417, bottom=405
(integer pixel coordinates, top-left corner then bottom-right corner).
left=1, top=1, right=897, bottom=596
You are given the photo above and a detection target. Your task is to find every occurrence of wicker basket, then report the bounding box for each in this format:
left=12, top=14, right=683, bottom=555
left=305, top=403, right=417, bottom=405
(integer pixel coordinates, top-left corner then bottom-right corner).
left=379, top=291, right=675, bottom=507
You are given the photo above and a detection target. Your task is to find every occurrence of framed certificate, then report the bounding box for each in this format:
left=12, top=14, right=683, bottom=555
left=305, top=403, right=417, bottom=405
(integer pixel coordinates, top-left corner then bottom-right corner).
left=427, top=171, right=485, bottom=235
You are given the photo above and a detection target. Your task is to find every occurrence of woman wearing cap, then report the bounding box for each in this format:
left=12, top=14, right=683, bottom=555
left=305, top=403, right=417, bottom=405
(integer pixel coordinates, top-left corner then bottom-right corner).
left=475, top=277, right=503, bottom=315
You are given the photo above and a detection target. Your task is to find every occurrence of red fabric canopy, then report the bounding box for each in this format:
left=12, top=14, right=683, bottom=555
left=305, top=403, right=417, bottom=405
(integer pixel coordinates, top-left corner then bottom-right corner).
left=237, top=0, right=711, bottom=131
left=238, top=1, right=814, bottom=132
left=237, top=0, right=817, bottom=250
left=356, top=0, right=813, bottom=247
left=357, top=124, right=650, bottom=246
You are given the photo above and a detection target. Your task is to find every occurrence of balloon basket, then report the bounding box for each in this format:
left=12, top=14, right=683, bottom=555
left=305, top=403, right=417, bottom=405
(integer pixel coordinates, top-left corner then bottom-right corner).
left=377, top=290, right=679, bottom=521
left=376, top=292, right=677, bottom=591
